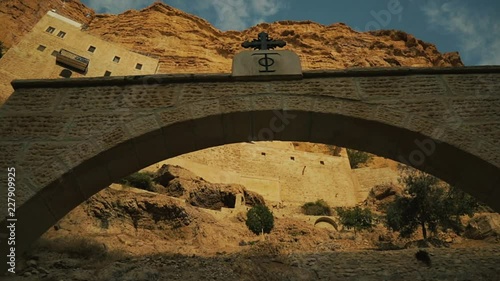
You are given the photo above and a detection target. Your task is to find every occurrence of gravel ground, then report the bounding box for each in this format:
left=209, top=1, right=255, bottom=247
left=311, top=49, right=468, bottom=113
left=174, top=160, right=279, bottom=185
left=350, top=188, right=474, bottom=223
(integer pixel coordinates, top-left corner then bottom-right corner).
left=3, top=244, right=500, bottom=281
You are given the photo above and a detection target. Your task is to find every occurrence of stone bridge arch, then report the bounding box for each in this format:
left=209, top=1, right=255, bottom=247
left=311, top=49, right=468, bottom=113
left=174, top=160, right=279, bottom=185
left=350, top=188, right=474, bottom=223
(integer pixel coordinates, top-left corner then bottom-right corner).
left=1, top=67, right=499, bottom=266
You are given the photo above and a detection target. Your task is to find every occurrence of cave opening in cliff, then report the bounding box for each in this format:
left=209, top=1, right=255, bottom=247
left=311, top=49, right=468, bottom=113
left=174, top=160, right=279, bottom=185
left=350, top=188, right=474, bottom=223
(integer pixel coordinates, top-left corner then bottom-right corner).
left=222, top=193, right=237, bottom=208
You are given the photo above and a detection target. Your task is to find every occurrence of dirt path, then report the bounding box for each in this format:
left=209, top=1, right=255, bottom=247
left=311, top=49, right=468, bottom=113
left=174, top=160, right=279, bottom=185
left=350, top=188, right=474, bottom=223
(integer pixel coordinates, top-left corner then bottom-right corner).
left=3, top=244, right=499, bottom=281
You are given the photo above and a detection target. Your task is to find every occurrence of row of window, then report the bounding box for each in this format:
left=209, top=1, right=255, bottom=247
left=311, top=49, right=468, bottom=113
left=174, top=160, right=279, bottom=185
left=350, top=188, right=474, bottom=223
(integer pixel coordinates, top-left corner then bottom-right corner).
left=37, top=45, right=79, bottom=58
left=45, top=26, right=66, bottom=38
left=45, top=26, right=144, bottom=70
left=260, top=152, right=325, bottom=165
left=87, top=45, right=143, bottom=69
left=36, top=44, right=144, bottom=71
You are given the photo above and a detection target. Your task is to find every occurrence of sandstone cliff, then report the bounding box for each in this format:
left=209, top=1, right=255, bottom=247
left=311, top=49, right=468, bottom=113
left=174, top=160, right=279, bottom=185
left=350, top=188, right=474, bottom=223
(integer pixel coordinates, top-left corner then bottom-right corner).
left=0, top=0, right=94, bottom=48
left=0, top=1, right=463, bottom=75
left=153, top=164, right=266, bottom=210
left=86, top=3, right=464, bottom=73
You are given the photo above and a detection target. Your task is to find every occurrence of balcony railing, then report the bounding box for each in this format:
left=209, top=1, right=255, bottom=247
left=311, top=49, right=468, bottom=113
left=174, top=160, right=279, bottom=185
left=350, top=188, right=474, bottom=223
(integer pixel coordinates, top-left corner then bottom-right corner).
left=56, top=49, right=90, bottom=72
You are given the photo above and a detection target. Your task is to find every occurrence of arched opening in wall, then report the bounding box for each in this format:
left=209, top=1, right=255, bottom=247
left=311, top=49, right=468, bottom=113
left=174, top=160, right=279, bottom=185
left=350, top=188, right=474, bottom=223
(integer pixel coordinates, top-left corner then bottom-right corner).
left=221, top=192, right=236, bottom=208
left=314, top=217, right=339, bottom=231
left=59, top=68, right=72, bottom=78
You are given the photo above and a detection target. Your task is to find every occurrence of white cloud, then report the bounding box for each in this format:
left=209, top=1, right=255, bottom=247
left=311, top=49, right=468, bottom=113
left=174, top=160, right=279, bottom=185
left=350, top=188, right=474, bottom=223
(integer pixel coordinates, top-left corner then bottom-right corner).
left=192, top=0, right=284, bottom=30
left=84, top=0, right=285, bottom=31
left=420, top=0, right=500, bottom=65
left=250, top=0, right=282, bottom=17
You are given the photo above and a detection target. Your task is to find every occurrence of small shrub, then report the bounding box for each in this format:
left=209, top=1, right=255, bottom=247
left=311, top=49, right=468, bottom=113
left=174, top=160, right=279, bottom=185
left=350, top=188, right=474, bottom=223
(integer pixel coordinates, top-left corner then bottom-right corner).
left=246, top=205, right=274, bottom=235
left=117, top=172, right=154, bottom=191
left=336, top=206, right=374, bottom=234
left=347, top=149, right=373, bottom=169
left=302, top=200, right=332, bottom=216
left=415, top=250, right=431, bottom=266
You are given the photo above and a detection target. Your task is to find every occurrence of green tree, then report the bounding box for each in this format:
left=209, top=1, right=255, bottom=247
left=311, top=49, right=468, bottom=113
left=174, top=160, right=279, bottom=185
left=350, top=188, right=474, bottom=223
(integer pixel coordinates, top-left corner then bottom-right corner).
left=246, top=205, right=274, bottom=235
left=302, top=200, right=332, bottom=216
left=386, top=168, right=479, bottom=240
left=336, top=206, right=374, bottom=235
left=440, top=185, right=479, bottom=233
left=346, top=149, right=373, bottom=168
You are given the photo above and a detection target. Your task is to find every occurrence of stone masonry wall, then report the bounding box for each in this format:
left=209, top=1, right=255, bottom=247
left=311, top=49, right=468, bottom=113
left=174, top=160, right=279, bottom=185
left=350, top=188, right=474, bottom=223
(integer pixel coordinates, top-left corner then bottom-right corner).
left=353, top=167, right=400, bottom=200
left=146, top=142, right=362, bottom=208
left=0, top=70, right=499, bottom=215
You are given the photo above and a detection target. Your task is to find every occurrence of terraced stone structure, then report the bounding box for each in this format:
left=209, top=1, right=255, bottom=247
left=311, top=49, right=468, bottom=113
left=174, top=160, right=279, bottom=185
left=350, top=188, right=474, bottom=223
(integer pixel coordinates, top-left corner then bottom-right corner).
left=0, top=66, right=499, bottom=269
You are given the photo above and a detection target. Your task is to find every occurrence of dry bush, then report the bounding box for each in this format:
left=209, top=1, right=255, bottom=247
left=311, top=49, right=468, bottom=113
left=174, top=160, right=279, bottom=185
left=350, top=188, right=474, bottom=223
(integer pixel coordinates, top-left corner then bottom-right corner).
left=34, top=237, right=108, bottom=259
left=302, top=200, right=332, bottom=216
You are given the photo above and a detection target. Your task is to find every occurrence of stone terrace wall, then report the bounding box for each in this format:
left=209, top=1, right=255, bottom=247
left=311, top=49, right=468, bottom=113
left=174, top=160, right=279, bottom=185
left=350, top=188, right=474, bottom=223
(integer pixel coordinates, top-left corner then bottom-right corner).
left=147, top=142, right=361, bottom=208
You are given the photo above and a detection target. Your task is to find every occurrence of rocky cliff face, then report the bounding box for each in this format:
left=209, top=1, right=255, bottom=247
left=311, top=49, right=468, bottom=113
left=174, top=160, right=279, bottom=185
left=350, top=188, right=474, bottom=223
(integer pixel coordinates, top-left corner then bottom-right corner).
left=86, top=3, right=464, bottom=73
left=0, top=0, right=94, bottom=48
left=1, top=1, right=463, bottom=75
left=153, top=164, right=266, bottom=210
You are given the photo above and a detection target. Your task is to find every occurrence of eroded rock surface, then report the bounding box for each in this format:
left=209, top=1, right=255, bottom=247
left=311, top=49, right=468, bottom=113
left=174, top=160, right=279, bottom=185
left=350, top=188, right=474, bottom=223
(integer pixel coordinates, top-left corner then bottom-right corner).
left=154, top=164, right=265, bottom=210
left=464, top=213, right=500, bottom=241
left=0, top=1, right=463, bottom=76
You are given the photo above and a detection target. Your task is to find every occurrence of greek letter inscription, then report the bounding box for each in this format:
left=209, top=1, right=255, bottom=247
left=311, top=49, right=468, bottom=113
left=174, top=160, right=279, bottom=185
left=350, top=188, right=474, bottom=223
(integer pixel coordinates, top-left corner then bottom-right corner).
left=252, top=53, right=279, bottom=73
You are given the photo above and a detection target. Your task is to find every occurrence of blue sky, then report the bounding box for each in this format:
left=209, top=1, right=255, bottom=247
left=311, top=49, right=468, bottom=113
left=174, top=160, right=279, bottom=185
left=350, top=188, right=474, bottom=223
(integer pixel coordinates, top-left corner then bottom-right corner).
left=81, top=0, right=500, bottom=66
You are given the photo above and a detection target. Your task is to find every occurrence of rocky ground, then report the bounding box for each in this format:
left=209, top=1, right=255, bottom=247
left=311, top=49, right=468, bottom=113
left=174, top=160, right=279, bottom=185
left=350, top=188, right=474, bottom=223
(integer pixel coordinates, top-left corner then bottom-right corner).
left=2, top=165, right=499, bottom=281
left=4, top=241, right=500, bottom=281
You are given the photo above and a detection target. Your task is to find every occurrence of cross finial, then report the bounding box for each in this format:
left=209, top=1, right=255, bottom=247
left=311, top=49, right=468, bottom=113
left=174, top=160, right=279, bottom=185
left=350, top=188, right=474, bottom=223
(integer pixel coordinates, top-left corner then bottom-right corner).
left=241, top=32, right=286, bottom=50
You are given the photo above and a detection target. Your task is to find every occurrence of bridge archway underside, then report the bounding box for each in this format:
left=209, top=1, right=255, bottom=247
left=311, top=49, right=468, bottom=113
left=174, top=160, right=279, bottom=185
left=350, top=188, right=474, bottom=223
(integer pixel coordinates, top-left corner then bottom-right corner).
left=0, top=67, right=499, bottom=258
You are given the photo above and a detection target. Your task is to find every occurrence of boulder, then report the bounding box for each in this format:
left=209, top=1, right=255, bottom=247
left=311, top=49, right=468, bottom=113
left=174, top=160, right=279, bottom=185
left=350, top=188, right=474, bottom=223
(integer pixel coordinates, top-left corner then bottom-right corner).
left=85, top=188, right=191, bottom=230
left=153, top=164, right=265, bottom=210
left=154, top=164, right=198, bottom=186
left=364, top=184, right=403, bottom=211
left=369, top=184, right=402, bottom=201
left=464, top=213, right=500, bottom=241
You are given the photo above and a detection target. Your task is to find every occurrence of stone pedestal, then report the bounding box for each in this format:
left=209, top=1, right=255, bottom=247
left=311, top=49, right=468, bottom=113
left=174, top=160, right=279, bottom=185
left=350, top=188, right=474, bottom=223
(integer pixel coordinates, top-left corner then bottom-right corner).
left=232, top=50, right=302, bottom=77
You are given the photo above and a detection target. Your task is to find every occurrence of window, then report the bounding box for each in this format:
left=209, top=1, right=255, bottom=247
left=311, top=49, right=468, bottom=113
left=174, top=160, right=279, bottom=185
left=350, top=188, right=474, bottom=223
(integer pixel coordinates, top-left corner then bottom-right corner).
left=46, top=26, right=55, bottom=33
left=37, top=45, right=46, bottom=52
left=88, top=46, right=96, bottom=53
left=261, top=152, right=266, bottom=156
left=51, top=50, right=59, bottom=57
left=59, top=69, right=72, bottom=78
left=104, top=71, right=111, bottom=77
left=57, top=31, right=66, bottom=38
left=290, top=157, right=295, bottom=161
left=135, top=63, right=143, bottom=70
left=113, top=56, right=120, bottom=63
left=320, top=161, right=325, bottom=165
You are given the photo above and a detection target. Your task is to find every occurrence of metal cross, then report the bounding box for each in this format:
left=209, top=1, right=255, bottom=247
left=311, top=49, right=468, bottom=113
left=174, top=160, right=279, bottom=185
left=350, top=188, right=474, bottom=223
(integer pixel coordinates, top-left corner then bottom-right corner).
left=241, top=32, right=286, bottom=50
